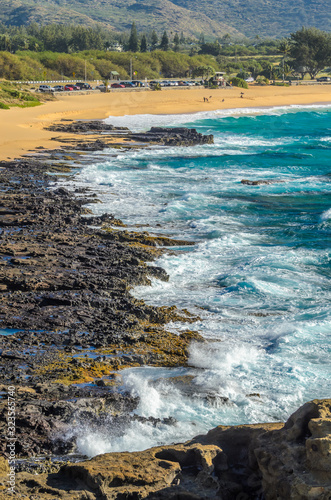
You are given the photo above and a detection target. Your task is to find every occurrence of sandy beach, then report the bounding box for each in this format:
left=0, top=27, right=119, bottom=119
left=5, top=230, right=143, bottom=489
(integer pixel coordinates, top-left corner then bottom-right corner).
left=0, top=85, right=330, bottom=160
left=1, top=80, right=331, bottom=499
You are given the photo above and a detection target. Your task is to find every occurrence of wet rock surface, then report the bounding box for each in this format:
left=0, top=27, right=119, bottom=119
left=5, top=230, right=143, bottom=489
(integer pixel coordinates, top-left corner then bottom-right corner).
left=46, top=120, right=214, bottom=148
left=0, top=124, right=210, bottom=463
left=241, top=179, right=285, bottom=185
left=2, top=122, right=329, bottom=500
left=3, top=399, right=330, bottom=499
left=130, top=127, right=214, bottom=146
left=0, top=383, right=138, bottom=457
left=46, top=120, right=129, bottom=134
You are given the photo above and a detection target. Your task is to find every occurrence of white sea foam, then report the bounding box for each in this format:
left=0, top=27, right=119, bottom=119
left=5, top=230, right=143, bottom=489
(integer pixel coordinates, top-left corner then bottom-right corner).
left=61, top=106, right=331, bottom=457
left=73, top=330, right=328, bottom=455
left=75, top=417, right=200, bottom=456
left=320, top=208, right=331, bottom=221
left=104, top=104, right=331, bottom=131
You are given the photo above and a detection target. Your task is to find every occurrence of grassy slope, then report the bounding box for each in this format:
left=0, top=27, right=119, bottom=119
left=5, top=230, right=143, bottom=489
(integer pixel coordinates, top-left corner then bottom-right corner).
left=0, top=81, right=52, bottom=108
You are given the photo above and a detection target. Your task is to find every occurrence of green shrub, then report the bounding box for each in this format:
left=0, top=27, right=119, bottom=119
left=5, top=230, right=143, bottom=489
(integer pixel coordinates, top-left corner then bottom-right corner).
left=20, top=92, right=40, bottom=102
left=151, top=82, right=162, bottom=90
left=5, top=88, right=21, bottom=98
left=18, top=101, right=42, bottom=108
left=236, top=70, right=250, bottom=80
left=256, top=76, right=270, bottom=85
left=0, top=102, right=10, bottom=109
left=272, top=81, right=289, bottom=86
left=229, top=77, right=248, bottom=88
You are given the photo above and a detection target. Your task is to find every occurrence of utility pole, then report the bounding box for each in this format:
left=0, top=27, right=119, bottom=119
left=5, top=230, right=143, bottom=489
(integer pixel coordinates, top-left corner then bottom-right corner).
left=282, top=56, right=285, bottom=82
left=85, top=60, right=87, bottom=82
left=130, top=58, right=133, bottom=81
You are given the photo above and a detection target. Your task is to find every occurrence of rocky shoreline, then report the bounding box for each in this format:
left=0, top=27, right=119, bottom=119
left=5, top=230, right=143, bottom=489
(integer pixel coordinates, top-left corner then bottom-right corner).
left=1, top=398, right=330, bottom=499
left=0, top=122, right=330, bottom=499
left=0, top=124, right=210, bottom=460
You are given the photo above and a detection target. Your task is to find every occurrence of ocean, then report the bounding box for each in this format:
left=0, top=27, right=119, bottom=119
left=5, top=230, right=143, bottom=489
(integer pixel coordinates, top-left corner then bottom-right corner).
left=63, top=105, right=331, bottom=456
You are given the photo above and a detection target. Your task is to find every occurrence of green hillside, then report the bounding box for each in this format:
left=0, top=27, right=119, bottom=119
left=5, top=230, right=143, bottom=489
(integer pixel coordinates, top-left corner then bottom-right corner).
left=0, top=0, right=242, bottom=38
left=0, top=0, right=330, bottom=38
left=172, top=0, right=331, bottom=37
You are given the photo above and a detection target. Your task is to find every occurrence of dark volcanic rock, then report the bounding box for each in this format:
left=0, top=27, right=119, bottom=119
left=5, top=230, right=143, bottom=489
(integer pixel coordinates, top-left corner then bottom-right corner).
left=241, top=179, right=285, bottom=185
left=0, top=139, right=202, bottom=460
left=131, top=127, right=214, bottom=146
left=45, top=120, right=214, bottom=150
left=76, top=138, right=110, bottom=150
left=0, top=385, right=138, bottom=457
left=72, top=126, right=214, bottom=151
left=46, top=120, right=129, bottom=133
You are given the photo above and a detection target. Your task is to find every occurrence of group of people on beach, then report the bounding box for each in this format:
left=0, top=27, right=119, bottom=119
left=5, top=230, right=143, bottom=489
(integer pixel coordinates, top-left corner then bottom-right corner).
left=203, top=94, right=243, bottom=103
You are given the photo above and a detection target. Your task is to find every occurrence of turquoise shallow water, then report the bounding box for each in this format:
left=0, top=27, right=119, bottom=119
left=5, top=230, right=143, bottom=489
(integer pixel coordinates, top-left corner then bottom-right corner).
left=62, top=106, right=331, bottom=455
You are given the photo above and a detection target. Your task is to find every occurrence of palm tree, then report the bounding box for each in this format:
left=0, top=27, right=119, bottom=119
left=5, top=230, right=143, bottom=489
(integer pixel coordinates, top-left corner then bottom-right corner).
left=278, top=39, right=290, bottom=82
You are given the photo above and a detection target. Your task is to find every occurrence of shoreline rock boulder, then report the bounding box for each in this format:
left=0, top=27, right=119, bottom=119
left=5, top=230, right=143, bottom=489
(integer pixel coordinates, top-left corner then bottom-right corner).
left=9, top=399, right=331, bottom=500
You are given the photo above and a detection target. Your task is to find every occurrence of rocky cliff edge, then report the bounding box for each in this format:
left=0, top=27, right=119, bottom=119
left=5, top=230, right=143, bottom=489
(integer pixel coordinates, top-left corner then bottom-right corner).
left=1, top=398, right=330, bottom=500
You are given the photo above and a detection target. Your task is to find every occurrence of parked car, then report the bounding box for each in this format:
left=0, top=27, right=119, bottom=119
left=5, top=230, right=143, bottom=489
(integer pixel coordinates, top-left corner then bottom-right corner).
left=131, top=80, right=146, bottom=87
left=316, top=76, right=330, bottom=82
left=111, top=83, right=125, bottom=88
left=119, top=81, right=135, bottom=87
left=38, top=85, right=55, bottom=92
left=53, top=85, right=64, bottom=92
left=75, top=82, right=93, bottom=90
left=95, top=84, right=109, bottom=92
left=64, top=85, right=74, bottom=91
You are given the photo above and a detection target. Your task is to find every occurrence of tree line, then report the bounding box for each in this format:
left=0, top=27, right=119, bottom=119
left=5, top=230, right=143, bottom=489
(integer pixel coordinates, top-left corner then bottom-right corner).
left=127, top=23, right=185, bottom=53
left=0, top=49, right=220, bottom=81
left=283, top=27, right=331, bottom=79
left=0, top=23, right=188, bottom=54
left=0, top=21, right=282, bottom=56
left=1, top=22, right=330, bottom=79
left=0, top=23, right=330, bottom=82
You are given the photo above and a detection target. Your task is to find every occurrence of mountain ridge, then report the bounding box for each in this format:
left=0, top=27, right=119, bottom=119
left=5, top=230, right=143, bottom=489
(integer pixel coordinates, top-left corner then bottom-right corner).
left=0, top=0, right=330, bottom=38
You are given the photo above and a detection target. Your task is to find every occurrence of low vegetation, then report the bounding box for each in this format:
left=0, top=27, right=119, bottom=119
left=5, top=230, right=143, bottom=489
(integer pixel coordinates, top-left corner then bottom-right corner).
left=0, top=27, right=329, bottom=102
left=229, top=77, right=248, bottom=89
left=0, top=80, right=45, bottom=108
left=0, top=50, right=219, bottom=81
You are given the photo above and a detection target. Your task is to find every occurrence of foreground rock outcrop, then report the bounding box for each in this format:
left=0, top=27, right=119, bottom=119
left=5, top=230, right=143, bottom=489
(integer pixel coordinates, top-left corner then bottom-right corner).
left=1, top=399, right=330, bottom=499
left=255, top=399, right=331, bottom=500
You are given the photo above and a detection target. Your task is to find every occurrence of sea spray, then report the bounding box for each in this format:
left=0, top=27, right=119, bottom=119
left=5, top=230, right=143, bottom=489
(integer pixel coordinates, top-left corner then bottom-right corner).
left=58, top=106, right=331, bottom=455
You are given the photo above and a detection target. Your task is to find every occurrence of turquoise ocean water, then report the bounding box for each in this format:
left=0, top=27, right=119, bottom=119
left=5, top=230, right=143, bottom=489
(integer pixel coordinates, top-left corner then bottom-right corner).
left=62, top=105, right=331, bottom=455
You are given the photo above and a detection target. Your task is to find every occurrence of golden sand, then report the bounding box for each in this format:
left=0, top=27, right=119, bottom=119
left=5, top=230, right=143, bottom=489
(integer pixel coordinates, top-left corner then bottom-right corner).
left=0, top=85, right=330, bottom=160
